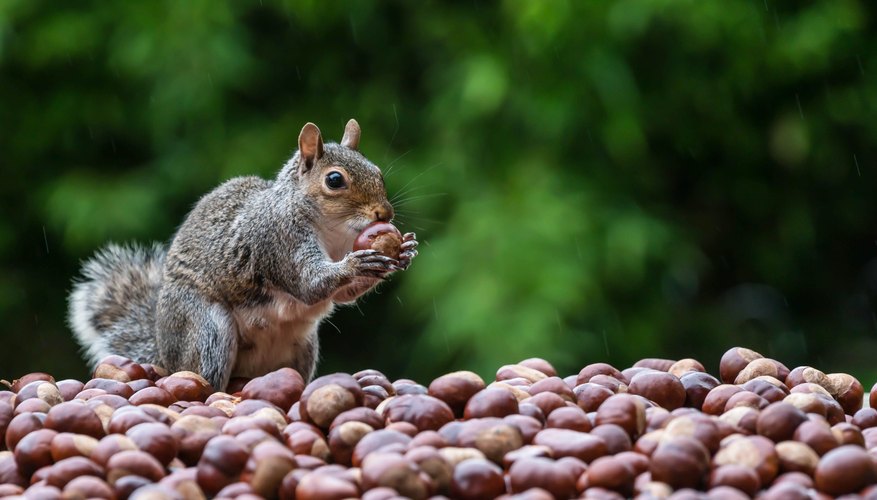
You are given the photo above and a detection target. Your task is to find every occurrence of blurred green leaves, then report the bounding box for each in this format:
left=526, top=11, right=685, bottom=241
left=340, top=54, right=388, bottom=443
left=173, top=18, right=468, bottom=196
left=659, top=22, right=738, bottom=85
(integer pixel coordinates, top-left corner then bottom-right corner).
left=1, top=0, right=875, bottom=386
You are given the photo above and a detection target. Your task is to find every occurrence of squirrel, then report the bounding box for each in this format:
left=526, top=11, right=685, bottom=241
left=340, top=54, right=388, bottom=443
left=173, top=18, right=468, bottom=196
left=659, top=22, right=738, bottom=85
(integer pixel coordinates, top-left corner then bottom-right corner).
left=68, top=119, right=418, bottom=391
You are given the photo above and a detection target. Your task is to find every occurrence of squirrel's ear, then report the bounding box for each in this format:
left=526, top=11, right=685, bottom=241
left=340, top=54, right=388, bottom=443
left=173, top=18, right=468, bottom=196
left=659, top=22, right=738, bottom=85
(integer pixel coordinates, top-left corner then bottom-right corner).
left=298, top=122, right=324, bottom=173
left=341, top=119, right=360, bottom=151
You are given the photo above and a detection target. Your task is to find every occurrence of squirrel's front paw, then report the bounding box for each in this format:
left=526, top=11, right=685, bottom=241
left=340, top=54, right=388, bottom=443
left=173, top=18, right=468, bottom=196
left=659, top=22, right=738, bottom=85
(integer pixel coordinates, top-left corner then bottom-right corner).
left=397, top=232, right=418, bottom=271
left=346, top=249, right=399, bottom=278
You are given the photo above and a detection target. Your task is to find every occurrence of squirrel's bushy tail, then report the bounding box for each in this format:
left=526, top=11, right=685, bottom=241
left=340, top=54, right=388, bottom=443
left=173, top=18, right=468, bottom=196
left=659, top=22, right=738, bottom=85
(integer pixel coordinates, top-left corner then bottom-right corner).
left=69, top=243, right=166, bottom=368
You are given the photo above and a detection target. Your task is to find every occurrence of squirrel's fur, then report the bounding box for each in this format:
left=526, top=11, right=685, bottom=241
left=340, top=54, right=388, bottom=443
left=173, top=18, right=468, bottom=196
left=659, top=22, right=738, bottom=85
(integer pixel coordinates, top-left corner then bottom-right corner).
left=69, top=120, right=417, bottom=390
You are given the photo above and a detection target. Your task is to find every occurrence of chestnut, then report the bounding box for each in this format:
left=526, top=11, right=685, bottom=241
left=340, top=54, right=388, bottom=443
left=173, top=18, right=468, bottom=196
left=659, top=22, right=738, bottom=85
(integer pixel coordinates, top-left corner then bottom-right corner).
left=296, top=471, right=360, bottom=500
left=129, top=386, right=177, bottom=406
left=328, top=421, right=374, bottom=465
left=576, top=363, right=626, bottom=386
left=755, top=402, right=807, bottom=442
left=708, top=464, right=761, bottom=497
left=126, top=422, right=178, bottom=466
left=93, top=355, right=148, bottom=382
left=241, top=440, right=298, bottom=498
left=532, top=428, right=608, bottom=463
left=464, top=388, right=519, bottom=419
left=13, top=380, right=63, bottom=408
left=509, top=457, right=577, bottom=499
left=330, top=407, right=384, bottom=432
left=381, top=394, right=454, bottom=432
left=13, top=427, right=57, bottom=476
left=496, top=364, right=548, bottom=384
left=594, top=394, right=646, bottom=439
left=649, top=436, right=710, bottom=489
left=43, top=401, right=105, bottom=439
left=196, top=434, right=249, bottom=496
left=361, top=452, right=429, bottom=500
left=585, top=455, right=636, bottom=496
left=825, top=373, right=864, bottom=415
left=573, top=383, right=614, bottom=413
left=791, top=418, right=837, bottom=457
left=106, top=449, right=166, bottom=483
left=406, top=446, right=452, bottom=494
left=450, top=458, right=505, bottom=500
left=633, top=358, right=676, bottom=372
left=775, top=440, right=819, bottom=475
left=517, top=358, right=557, bottom=377
left=628, top=371, right=686, bottom=410
left=5, top=411, right=46, bottom=451
left=351, top=429, right=412, bottom=467
left=0, top=451, right=27, bottom=487
left=679, top=371, right=720, bottom=411
left=719, top=347, right=763, bottom=384
left=170, top=414, right=221, bottom=465
left=241, top=367, right=305, bottom=412
left=91, top=434, right=138, bottom=467
left=428, top=371, right=486, bottom=418
left=354, top=221, right=402, bottom=259
left=284, top=428, right=331, bottom=461
left=713, top=435, right=779, bottom=485
left=299, top=374, right=363, bottom=429
left=813, top=444, right=877, bottom=496
left=734, top=359, right=779, bottom=384
left=155, top=371, right=214, bottom=402
left=545, top=405, right=591, bottom=432
left=473, top=423, right=524, bottom=464
left=45, top=456, right=105, bottom=488
left=61, top=476, right=113, bottom=500
left=668, top=358, right=706, bottom=378
left=49, top=432, right=98, bottom=461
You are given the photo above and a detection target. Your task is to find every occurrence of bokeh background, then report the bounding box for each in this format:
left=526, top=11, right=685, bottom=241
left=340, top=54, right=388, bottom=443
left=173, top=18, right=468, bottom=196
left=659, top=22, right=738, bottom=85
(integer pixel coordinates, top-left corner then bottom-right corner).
left=1, top=1, right=875, bottom=386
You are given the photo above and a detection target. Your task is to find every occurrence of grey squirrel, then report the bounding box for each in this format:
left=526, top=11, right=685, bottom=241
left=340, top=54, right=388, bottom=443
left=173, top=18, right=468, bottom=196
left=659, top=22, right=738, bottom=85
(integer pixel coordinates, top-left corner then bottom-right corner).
left=68, top=120, right=417, bottom=391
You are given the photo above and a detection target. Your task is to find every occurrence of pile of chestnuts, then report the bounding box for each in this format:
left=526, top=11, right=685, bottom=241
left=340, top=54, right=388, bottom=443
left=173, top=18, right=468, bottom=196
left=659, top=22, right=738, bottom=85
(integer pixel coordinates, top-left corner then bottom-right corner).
left=1, top=346, right=877, bottom=499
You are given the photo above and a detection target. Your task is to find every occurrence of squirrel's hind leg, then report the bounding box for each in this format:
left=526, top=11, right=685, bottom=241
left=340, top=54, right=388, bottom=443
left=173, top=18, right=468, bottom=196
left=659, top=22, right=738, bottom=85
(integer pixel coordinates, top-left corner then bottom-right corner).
left=156, top=286, right=238, bottom=391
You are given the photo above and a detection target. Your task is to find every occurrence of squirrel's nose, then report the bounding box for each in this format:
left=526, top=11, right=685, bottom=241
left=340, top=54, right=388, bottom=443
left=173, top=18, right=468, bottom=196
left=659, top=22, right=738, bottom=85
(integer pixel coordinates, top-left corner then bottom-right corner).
left=375, top=204, right=394, bottom=222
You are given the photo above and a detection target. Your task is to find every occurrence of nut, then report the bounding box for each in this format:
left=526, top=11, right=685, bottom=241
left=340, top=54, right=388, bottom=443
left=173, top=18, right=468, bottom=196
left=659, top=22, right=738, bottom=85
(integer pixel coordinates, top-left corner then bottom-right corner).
left=708, top=464, right=761, bottom=497
left=328, top=421, right=374, bottom=465
left=427, top=371, right=485, bottom=418
left=517, top=358, right=557, bottom=377
left=545, top=406, right=591, bottom=432
left=813, top=444, right=877, bottom=496
left=296, top=471, right=360, bottom=500
left=532, top=428, right=608, bottom=463
left=679, top=372, right=719, bottom=411
left=775, top=440, right=818, bottom=475
left=129, top=386, right=177, bottom=406
left=792, top=419, right=838, bottom=456
left=381, top=394, right=454, bottom=432
left=241, top=440, right=297, bottom=498
left=755, top=402, right=807, bottom=442
left=450, top=458, right=505, bottom=500
left=734, top=359, right=778, bottom=384
left=628, top=371, right=686, bottom=410
left=156, top=371, right=213, bottom=402
left=361, top=452, right=428, bottom=500
left=240, top=367, right=305, bottom=412
left=126, top=422, right=178, bottom=466
left=463, top=388, right=519, bottom=419
left=93, top=355, right=148, bottom=382
left=649, top=436, right=710, bottom=489
left=528, top=377, right=574, bottom=402
left=351, top=429, right=412, bottom=467
left=354, top=222, right=403, bottom=259
left=196, top=434, right=249, bottom=496
left=584, top=455, right=635, bottom=496
left=576, top=363, right=627, bottom=386
left=63, top=475, right=114, bottom=499
left=106, top=449, right=166, bottom=483
left=49, top=432, right=98, bottom=461
left=594, top=394, right=646, bottom=439
left=573, top=383, right=614, bottom=413
left=44, top=401, right=105, bottom=439
left=45, top=456, right=105, bottom=488
left=300, top=374, right=363, bottom=429
left=508, top=457, right=577, bottom=499
left=13, top=427, right=57, bottom=476
left=719, top=347, right=763, bottom=384
left=713, top=435, right=779, bottom=485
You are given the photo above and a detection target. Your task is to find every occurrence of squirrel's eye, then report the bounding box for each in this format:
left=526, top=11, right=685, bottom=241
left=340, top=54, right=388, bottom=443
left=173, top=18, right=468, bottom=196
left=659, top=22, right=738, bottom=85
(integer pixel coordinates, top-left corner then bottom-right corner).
left=325, top=171, right=346, bottom=190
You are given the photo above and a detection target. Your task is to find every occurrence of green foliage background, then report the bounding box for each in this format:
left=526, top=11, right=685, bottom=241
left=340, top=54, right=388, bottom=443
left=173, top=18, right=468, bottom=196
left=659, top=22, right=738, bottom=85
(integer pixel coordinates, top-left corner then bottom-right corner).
left=1, top=1, right=875, bottom=385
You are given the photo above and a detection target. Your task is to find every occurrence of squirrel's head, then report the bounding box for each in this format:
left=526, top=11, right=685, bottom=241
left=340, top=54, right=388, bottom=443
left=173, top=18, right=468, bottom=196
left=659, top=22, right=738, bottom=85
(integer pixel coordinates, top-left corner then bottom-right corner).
left=292, top=119, right=393, bottom=236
